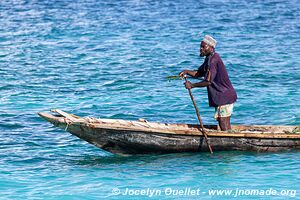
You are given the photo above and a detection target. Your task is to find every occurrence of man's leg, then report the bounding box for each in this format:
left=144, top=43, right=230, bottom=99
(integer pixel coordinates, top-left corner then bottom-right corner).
left=218, top=116, right=231, bottom=131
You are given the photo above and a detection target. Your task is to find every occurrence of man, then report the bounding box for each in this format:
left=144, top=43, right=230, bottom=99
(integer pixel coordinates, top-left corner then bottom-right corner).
left=179, top=35, right=237, bottom=131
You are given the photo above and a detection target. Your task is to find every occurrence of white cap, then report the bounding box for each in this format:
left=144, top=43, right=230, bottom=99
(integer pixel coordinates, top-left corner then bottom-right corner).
left=202, top=35, right=217, bottom=48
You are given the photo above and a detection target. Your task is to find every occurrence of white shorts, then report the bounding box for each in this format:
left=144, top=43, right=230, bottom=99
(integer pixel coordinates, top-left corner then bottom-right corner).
left=214, top=104, right=234, bottom=119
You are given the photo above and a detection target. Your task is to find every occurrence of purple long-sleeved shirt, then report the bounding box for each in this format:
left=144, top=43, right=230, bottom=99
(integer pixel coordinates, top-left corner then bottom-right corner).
left=196, top=52, right=237, bottom=107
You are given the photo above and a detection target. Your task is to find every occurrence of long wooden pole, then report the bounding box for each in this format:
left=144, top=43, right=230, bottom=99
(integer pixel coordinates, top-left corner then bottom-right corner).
left=184, top=77, right=213, bottom=154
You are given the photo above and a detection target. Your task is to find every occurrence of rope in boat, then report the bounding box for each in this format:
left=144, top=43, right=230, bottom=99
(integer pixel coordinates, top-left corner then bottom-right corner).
left=64, top=118, right=72, bottom=131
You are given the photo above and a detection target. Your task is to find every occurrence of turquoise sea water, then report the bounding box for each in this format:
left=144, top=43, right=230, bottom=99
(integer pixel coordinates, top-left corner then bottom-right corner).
left=0, top=0, right=299, bottom=199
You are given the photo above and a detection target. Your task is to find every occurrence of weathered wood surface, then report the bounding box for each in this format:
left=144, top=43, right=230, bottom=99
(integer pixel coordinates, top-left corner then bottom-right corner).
left=38, top=110, right=300, bottom=155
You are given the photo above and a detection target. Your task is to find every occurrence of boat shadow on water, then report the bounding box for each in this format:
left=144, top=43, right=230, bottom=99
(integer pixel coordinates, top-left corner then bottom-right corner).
left=67, top=150, right=299, bottom=167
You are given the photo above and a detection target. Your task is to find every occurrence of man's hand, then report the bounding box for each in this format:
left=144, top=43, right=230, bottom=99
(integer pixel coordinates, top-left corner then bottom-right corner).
left=179, top=70, right=188, bottom=79
left=184, top=81, right=193, bottom=89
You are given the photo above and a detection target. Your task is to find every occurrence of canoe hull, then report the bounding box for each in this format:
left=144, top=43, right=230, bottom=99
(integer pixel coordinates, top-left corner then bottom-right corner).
left=56, top=120, right=300, bottom=155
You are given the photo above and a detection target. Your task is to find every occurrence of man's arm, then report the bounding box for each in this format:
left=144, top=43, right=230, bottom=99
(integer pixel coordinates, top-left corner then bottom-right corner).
left=179, top=70, right=198, bottom=78
left=191, top=81, right=211, bottom=88
left=185, top=59, right=216, bottom=89
left=185, top=80, right=211, bottom=89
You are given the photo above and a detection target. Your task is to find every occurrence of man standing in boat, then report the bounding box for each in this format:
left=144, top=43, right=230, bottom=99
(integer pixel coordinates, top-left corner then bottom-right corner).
left=179, top=35, right=237, bottom=131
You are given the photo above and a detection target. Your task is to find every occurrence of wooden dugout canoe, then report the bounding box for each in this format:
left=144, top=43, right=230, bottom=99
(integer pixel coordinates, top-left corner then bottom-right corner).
left=38, top=109, right=300, bottom=155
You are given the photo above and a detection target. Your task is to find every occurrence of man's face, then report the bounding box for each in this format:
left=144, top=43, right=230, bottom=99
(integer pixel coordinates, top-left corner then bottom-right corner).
left=199, top=41, right=211, bottom=57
